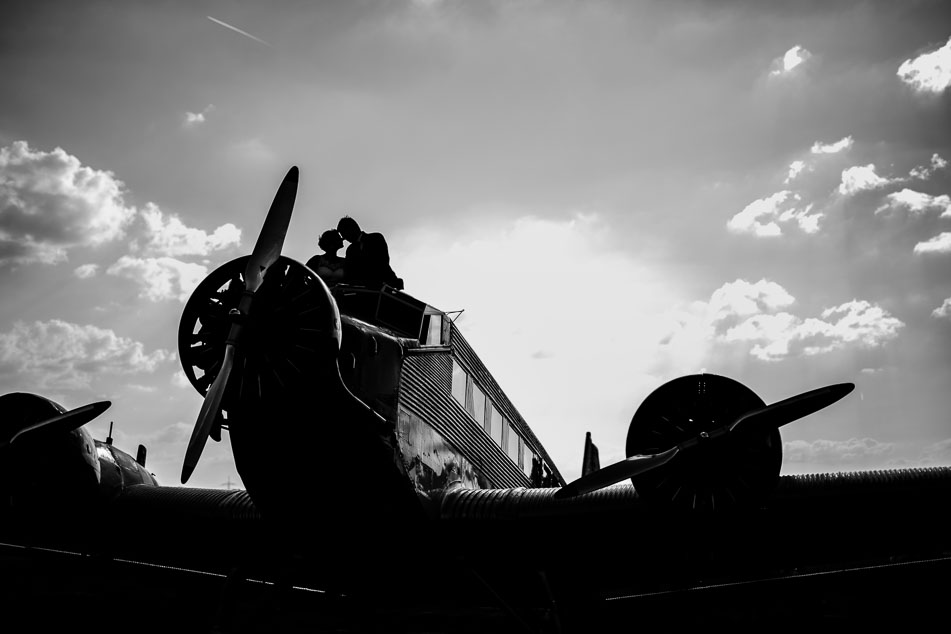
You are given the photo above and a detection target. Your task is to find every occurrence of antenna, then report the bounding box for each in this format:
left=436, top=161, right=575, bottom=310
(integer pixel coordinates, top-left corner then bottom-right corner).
left=106, top=421, right=114, bottom=445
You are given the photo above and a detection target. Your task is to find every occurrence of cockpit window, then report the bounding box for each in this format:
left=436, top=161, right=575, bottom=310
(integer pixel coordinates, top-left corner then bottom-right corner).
left=421, top=313, right=444, bottom=346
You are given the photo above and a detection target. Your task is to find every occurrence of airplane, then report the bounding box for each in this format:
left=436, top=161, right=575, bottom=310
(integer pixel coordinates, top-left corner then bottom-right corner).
left=2, top=166, right=950, bottom=631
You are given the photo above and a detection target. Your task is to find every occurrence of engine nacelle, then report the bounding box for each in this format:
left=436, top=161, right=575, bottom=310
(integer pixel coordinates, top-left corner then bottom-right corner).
left=626, top=374, right=783, bottom=510
left=0, top=392, right=156, bottom=516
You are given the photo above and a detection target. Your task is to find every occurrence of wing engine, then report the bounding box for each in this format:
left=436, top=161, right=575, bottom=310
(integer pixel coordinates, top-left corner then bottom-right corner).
left=556, top=374, right=854, bottom=509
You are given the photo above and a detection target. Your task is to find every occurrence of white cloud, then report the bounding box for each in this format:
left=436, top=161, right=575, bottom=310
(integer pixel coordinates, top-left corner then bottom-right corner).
left=727, top=190, right=790, bottom=237
left=933, top=298, right=951, bottom=319
left=73, top=263, right=99, bottom=279
left=784, top=160, right=807, bottom=184
left=897, top=35, right=951, bottom=94
left=184, top=104, right=215, bottom=127
left=779, top=203, right=822, bottom=234
left=916, top=439, right=951, bottom=466
left=876, top=188, right=951, bottom=216
left=728, top=190, right=821, bottom=237
left=811, top=136, right=853, bottom=155
left=662, top=281, right=903, bottom=362
left=138, top=204, right=241, bottom=256
left=106, top=255, right=207, bottom=302
left=784, top=437, right=895, bottom=465
left=838, top=164, right=891, bottom=196
left=0, top=141, right=136, bottom=266
left=914, top=232, right=951, bottom=255
left=707, top=279, right=795, bottom=322
left=909, top=153, right=948, bottom=180
left=810, top=300, right=905, bottom=353
left=0, top=319, right=171, bottom=389
left=770, top=45, right=812, bottom=76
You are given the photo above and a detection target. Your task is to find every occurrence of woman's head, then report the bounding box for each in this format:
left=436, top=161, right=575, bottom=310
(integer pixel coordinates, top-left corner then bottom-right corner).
left=318, top=229, right=343, bottom=253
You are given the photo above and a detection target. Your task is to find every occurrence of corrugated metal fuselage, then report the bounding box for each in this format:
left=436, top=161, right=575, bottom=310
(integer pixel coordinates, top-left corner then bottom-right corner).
left=337, top=314, right=542, bottom=508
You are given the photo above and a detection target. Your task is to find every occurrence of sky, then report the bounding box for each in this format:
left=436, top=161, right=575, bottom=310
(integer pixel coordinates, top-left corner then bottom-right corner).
left=1, top=0, right=950, bottom=490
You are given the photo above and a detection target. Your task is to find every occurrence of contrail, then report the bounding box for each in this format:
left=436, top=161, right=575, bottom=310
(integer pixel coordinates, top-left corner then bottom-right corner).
left=207, top=16, right=271, bottom=48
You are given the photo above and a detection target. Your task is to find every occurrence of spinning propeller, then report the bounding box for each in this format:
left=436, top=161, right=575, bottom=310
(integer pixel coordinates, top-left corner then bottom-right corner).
left=556, top=378, right=854, bottom=504
left=181, top=167, right=299, bottom=484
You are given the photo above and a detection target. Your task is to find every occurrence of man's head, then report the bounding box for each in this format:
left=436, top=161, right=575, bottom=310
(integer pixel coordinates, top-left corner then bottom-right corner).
left=318, top=229, right=343, bottom=253
left=336, top=216, right=361, bottom=242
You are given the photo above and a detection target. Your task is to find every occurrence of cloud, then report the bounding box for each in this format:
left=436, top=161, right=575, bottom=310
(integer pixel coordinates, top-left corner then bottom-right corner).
left=897, top=35, right=951, bottom=94
left=918, top=439, right=951, bottom=465
left=184, top=104, right=215, bottom=127
left=727, top=191, right=791, bottom=237
left=731, top=136, right=860, bottom=238
left=0, top=319, right=171, bottom=389
left=914, top=232, right=951, bottom=255
left=106, top=256, right=208, bottom=302
left=0, top=141, right=136, bottom=266
left=662, top=280, right=903, bottom=362
left=909, top=153, right=948, bottom=180
left=811, top=136, right=853, bottom=155
left=138, top=204, right=241, bottom=256
left=784, top=160, right=807, bottom=184
left=838, top=164, right=892, bottom=196
left=73, top=263, right=99, bottom=279
left=784, top=437, right=895, bottom=466
left=770, top=45, right=811, bottom=76
left=727, top=190, right=821, bottom=237
left=876, top=189, right=951, bottom=216
left=933, top=298, right=951, bottom=319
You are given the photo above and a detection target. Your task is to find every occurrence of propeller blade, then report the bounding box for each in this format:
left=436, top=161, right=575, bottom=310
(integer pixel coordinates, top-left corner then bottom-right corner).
left=555, top=446, right=679, bottom=499
left=729, top=383, right=855, bottom=435
left=244, top=166, right=299, bottom=294
left=182, top=342, right=236, bottom=484
left=181, top=166, right=299, bottom=483
left=2, top=401, right=111, bottom=448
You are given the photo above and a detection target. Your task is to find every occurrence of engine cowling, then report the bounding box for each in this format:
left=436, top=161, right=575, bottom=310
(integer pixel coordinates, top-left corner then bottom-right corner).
left=626, top=374, right=783, bottom=511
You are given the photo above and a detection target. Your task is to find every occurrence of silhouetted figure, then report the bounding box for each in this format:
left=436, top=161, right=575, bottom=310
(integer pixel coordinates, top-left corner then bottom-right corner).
left=306, top=229, right=345, bottom=286
left=530, top=456, right=543, bottom=487
left=336, top=216, right=403, bottom=290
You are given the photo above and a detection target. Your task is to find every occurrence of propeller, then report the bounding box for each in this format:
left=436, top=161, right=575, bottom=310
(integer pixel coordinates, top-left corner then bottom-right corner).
left=0, top=400, right=111, bottom=449
left=181, top=166, right=299, bottom=484
left=555, top=382, right=854, bottom=499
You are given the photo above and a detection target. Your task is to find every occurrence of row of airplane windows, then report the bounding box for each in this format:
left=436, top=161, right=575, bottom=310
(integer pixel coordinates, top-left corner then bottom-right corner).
left=450, top=359, right=541, bottom=481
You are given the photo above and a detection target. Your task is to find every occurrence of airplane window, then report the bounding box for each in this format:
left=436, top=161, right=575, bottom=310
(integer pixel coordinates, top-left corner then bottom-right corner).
left=490, top=406, right=504, bottom=446
left=486, top=402, right=498, bottom=437
left=521, top=443, right=535, bottom=478
left=451, top=359, right=466, bottom=408
left=471, top=383, right=487, bottom=430
left=507, top=424, right=520, bottom=462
